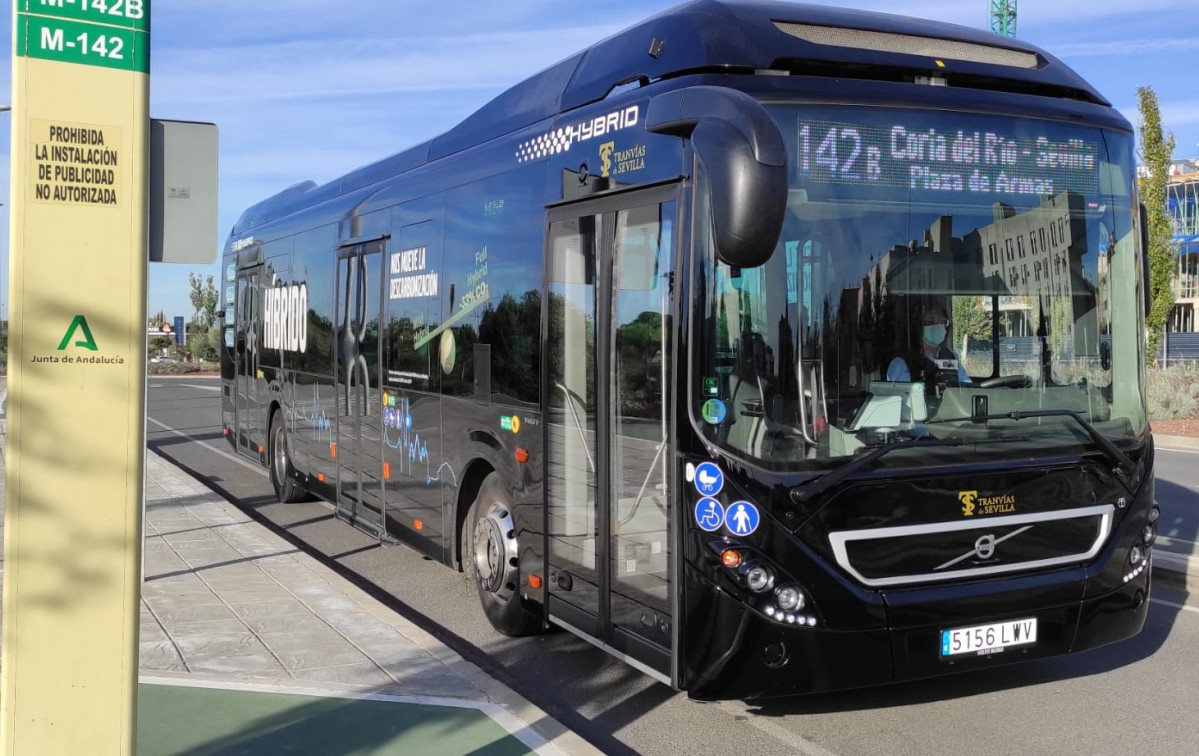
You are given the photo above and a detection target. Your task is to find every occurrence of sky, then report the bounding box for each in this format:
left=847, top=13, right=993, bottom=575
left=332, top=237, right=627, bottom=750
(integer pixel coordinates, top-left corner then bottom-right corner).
left=3, top=0, right=1199, bottom=322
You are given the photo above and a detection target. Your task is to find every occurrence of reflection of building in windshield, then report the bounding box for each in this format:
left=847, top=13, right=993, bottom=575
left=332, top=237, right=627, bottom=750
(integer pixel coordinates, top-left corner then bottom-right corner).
left=976, top=191, right=1099, bottom=359
left=978, top=191, right=1088, bottom=300
left=835, top=190, right=1103, bottom=387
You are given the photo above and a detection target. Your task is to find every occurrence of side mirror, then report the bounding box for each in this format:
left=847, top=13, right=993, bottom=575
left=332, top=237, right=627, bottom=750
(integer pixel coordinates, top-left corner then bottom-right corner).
left=1140, top=203, right=1151, bottom=317
left=646, top=86, right=787, bottom=269
left=1100, top=339, right=1111, bottom=371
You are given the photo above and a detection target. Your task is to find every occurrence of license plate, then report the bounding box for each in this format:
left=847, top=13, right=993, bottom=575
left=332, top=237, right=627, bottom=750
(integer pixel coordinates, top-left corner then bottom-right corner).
left=941, top=618, right=1037, bottom=657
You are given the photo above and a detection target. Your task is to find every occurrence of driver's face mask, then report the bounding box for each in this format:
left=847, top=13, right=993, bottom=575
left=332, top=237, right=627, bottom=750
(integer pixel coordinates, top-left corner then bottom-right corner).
left=923, top=324, right=947, bottom=346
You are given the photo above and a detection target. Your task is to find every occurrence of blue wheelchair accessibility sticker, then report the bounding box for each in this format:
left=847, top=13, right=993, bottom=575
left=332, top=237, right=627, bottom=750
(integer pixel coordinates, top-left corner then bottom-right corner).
left=725, top=500, right=760, bottom=536
left=694, top=498, right=725, bottom=532
left=694, top=462, right=724, bottom=497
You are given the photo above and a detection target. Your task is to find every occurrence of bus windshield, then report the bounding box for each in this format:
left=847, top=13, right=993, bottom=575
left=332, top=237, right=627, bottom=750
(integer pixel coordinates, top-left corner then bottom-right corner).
left=692, top=104, right=1147, bottom=471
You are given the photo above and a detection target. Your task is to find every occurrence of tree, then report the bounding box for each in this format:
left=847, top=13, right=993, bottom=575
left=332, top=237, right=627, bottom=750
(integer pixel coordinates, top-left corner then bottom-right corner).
left=188, top=273, right=220, bottom=361
left=1137, top=86, right=1177, bottom=364
left=952, top=296, right=992, bottom=345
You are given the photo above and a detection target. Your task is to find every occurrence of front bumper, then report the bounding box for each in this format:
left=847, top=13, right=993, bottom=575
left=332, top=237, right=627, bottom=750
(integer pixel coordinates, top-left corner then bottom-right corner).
left=684, top=562, right=1150, bottom=700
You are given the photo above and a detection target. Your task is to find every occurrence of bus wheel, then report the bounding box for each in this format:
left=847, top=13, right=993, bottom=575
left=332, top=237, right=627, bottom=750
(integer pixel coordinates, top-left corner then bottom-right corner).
left=269, top=410, right=307, bottom=503
left=462, top=474, right=541, bottom=637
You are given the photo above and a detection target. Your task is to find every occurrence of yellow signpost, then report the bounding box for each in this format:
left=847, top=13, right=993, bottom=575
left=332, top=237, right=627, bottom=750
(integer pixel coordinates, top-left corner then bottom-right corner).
left=3, top=1, right=150, bottom=753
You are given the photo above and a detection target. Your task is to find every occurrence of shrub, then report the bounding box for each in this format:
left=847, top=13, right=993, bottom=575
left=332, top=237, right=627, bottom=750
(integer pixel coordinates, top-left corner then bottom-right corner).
left=1147, top=363, right=1199, bottom=420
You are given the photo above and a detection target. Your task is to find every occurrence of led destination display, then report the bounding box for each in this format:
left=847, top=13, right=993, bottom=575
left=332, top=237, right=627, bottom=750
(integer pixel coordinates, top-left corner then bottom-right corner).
left=790, top=116, right=1101, bottom=198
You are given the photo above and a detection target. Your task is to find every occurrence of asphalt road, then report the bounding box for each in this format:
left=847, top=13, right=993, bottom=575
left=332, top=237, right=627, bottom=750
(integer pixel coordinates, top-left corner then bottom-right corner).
left=147, top=377, right=1199, bottom=756
left=1147, top=442, right=1199, bottom=576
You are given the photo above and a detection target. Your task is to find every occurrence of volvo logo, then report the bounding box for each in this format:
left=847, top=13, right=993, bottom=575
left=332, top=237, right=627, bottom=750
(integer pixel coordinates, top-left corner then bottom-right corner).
left=974, top=534, right=997, bottom=560
left=936, top=525, right=1034, bottom=571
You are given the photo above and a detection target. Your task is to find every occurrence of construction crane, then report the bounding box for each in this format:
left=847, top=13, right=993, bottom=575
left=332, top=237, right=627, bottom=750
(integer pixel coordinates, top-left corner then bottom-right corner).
left=989, top=0, right=1017, bottom=37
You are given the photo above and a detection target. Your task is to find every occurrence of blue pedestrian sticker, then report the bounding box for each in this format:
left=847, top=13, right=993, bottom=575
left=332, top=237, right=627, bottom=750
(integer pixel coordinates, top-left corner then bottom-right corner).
left=725, top=500, right=760, bottom=536
left=694, top=498, right=725, bottom=532
left=694, top=462, right=724, bottom=497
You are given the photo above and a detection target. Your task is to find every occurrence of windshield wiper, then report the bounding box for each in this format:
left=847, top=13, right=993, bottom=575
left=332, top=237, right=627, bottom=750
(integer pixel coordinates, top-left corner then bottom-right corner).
left=925, top=408, right=1137, bottom=488
left=789, top=435, right=967, bottom=504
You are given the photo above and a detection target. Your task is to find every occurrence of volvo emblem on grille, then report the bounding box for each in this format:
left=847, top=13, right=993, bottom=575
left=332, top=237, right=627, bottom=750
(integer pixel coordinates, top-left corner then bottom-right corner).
left=974, top=534, right=997, bottom=559
left=935, top=525, right=1034, bottom=571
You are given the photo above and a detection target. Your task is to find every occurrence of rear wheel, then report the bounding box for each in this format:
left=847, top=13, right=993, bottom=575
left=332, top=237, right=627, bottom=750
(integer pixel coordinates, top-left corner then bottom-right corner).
left=461, top=473, right=542, bottom=636
left=269, top=410, right=308, bottom=503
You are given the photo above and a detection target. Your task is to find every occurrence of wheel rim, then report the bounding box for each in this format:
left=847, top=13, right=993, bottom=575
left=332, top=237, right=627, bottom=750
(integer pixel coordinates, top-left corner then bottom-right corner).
left=473, top=502, right=518, bottom=600
left=272, top=422, right=287, bottom=484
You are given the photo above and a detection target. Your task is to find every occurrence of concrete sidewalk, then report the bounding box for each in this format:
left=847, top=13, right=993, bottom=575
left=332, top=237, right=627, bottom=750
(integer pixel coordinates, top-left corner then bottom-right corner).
left=0, top=433, right=598, bottom=755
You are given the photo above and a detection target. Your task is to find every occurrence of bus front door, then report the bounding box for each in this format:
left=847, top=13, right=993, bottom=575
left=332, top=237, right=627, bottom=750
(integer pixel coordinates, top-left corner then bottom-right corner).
left=333, top=241, right=389, bottom=540
left=234, top=267, right=262, bottom=458
left=545, top=189, right=677, bottom=684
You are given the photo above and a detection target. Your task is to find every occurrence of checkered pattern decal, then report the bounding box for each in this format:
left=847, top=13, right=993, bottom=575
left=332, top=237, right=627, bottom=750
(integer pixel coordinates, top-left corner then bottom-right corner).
left=516, top=128, right=576, bottom=163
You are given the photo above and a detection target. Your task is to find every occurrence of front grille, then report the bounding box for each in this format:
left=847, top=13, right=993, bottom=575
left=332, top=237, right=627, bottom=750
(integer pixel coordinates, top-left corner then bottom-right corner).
left=828, top=504, right=1114, bottom=588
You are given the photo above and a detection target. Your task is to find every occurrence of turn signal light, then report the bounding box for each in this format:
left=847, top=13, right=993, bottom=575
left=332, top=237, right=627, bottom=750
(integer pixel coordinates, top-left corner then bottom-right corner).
left=414, top=519, right=424, bottom=531
left=721, top=549, right=743, bottom=569
left=330, top=443, right=338, bottom=459
left=515, top=447, right=530, bottom=464
left=528, top=574, right=543, bottom=589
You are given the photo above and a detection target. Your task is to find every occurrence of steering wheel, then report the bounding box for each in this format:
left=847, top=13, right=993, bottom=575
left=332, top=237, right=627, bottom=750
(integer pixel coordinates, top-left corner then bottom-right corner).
left=978, top=374, right=1032, bottom=389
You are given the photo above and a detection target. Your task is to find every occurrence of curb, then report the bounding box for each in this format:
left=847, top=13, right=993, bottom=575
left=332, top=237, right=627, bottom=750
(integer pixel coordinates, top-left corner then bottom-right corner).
left=1153, top=434, right=1199, bottom=451
left=1153, top=552, right=1199, bottom=594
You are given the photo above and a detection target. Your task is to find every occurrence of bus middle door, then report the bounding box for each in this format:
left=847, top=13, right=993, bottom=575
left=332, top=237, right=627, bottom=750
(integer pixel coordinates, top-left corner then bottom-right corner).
left=234, top=266, right=263, bottom=458
left=545, top=187, right=678, bottom=685
left=333, top=239, right=388, bottom=540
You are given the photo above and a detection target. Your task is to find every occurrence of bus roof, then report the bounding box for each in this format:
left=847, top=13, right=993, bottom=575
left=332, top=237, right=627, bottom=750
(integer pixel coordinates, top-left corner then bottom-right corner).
left=233, top=0, right=1107, bottom=236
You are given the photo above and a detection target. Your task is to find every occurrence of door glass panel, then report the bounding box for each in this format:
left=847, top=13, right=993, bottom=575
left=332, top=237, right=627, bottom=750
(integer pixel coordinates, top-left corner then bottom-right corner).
left=335, top=250, right=384, bottom=532
left=547, top=216, right=600, bottom=597
left=610, top=202, right=674, bottom=648
left=235, top=272, right=259, bottom=455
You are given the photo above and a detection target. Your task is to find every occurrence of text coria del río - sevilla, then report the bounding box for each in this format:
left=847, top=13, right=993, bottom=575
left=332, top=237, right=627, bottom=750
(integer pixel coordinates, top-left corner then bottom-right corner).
left=263, top=283, right=307, bottom=353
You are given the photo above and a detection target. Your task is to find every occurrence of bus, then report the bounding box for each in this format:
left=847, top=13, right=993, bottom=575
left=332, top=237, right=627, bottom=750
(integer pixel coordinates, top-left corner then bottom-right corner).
left=221, top=0, right=1159, bottom=699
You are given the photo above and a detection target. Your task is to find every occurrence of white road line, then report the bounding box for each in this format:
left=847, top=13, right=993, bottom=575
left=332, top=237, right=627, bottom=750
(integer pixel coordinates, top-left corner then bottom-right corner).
left=1157, top=535, right=1198, bottom=548
left=1156, top=446, right=1199, bottom=454
left=1150, top=598, right=1199, bottom=615
left=181, top=383, right=221, bottom=392
left=717, top=701, right=841, bottom=756
left=146, top=416, right=266, bottom=477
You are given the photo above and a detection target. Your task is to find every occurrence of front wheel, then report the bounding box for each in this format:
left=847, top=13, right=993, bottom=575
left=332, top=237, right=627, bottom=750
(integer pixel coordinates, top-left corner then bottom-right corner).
left=269, top=410, right=308, bottom=503
left=461, top=473, right=542, bottom=637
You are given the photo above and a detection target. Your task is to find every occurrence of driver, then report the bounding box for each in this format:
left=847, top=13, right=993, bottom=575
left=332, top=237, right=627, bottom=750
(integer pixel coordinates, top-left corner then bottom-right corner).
left=886, top=305, right=971, bottom=387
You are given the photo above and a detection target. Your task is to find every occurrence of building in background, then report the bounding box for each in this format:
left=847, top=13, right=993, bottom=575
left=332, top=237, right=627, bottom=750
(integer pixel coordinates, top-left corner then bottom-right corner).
left=1169, top=159, right=1199, bottom=333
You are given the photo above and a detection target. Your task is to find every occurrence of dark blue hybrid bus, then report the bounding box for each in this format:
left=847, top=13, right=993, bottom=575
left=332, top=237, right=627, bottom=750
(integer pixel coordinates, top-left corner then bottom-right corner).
left=222, top=0, right=1159, bottom=699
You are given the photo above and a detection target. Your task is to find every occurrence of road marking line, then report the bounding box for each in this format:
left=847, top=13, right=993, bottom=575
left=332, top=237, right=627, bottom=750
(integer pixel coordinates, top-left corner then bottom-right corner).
left=1157, top=446, right=1199, bottom=454
left=1157, top=536, right=1198, bottom=548
left=1150, top=598, right=1199, bottom=615
left=181, top=383, right=221, bottom=392
left=147, top=416, right=266, bottom=477
left=717, top=701, right=840, bottom=756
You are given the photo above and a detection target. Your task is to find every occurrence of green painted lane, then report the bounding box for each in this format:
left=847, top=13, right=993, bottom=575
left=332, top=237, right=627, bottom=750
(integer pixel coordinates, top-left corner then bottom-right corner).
left=137, top=684, right=534, bottom=756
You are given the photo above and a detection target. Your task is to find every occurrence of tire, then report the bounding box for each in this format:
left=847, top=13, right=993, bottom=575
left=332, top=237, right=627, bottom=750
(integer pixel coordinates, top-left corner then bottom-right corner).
left=269, top=410, right=308, bottom=503
left=461, top=473, right=542, bottom=637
